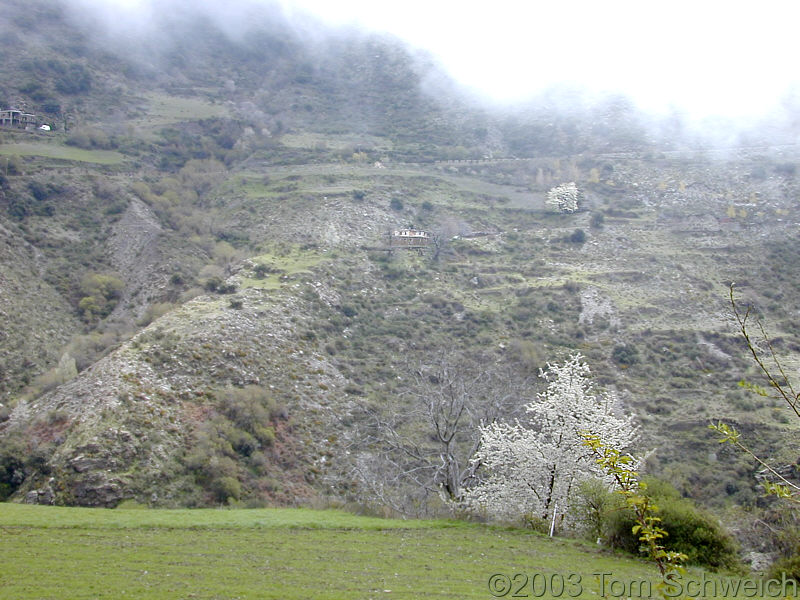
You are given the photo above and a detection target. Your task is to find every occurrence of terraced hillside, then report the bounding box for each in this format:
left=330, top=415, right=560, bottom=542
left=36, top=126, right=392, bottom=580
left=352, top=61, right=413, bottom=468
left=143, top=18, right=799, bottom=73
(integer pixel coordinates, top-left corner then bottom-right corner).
left=0, top=0, right=799, bottom=529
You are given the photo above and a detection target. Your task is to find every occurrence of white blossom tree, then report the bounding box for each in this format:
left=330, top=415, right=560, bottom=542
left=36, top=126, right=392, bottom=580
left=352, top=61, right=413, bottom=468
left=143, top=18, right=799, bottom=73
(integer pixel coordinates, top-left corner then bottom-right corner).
left=462, top=354, right=638, bottom=530
left=546, top=182, right=580, bottom=213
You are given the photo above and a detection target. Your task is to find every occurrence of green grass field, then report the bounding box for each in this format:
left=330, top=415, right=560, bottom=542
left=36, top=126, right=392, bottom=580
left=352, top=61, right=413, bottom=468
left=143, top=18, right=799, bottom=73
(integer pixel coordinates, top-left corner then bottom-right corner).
left=129, top=93, right=227, bottom=130
left=0, top=142, right=124, bottom=165
left=0, top=504, right=775, bottom=600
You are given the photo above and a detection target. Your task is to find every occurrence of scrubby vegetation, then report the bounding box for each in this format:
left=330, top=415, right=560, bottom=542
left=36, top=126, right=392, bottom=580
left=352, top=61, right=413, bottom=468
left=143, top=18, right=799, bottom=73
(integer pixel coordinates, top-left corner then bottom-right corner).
left=603, top=478, right=741, bottom=571
left=2, top=0, right=800, bottom=585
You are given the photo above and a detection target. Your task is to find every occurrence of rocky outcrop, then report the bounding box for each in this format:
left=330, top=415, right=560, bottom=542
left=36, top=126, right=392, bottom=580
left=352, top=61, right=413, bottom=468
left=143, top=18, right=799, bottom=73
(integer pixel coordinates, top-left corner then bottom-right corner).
left=24, top=478, right=55, bottom=505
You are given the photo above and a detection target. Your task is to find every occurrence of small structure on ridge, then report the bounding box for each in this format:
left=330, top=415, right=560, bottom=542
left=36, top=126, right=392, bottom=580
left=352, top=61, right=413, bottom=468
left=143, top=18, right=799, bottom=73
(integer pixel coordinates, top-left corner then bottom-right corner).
left=389, top=228, right=430, bottom=249
left=0, top=109, right=39, bottom=130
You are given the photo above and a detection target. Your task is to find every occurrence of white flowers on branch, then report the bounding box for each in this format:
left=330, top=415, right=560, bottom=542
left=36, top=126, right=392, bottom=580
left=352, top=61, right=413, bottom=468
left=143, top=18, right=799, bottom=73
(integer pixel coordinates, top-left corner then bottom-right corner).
left=461, top=354, right=638, bottom=529
left=546, top=182, right=580, bottom=213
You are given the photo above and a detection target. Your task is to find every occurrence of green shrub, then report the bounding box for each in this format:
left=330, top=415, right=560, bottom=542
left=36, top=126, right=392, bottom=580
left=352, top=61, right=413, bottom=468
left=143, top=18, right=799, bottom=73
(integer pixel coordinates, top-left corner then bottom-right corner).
left=381, top=263, right=405, bottom=280
left=340, top=304, right=357, bottom=317
left=572, top=478, right=620, bottom=541
left=65, top=130, right=91, bottom=149
left=252, top=263, right=273, bottom=279
left=228, top=429, right=258, bottom=457
left=4, top=155, right=22, bottom=176
left=77, top=273, right=124, bottom=321
left=212, top=476, right=241, bottom=503
left=137, top=302, right=175, bottom=327
left=569, top=228, right=586, bottom=244
left=54, top=63, right=91, bottom=94
left=508, top=339, right=546, bottom=374
left=253, top=425, right=275, bottom=447
left=522, top=513, right=550, bottom=534
left=0, top=435, right=25, bottom=501
left=606, top=478, right=740, bottom=571
left=611, top=343, right=639, bottom=366
left=204, top=277, right=221, bottom=292
left=768, top=555, right=800, bottom=582
left=28, top=180, right=57, bottom=202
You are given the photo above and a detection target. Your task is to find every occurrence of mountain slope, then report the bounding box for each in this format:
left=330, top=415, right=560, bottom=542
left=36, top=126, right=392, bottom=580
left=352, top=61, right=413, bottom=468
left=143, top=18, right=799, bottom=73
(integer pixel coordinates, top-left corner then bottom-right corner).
left=1, top=0, right=799, bottom=516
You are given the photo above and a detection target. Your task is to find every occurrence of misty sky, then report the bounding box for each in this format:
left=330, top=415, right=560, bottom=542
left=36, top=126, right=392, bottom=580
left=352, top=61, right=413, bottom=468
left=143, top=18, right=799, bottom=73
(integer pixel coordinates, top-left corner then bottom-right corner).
left=88, top=0, right=800, bottom=121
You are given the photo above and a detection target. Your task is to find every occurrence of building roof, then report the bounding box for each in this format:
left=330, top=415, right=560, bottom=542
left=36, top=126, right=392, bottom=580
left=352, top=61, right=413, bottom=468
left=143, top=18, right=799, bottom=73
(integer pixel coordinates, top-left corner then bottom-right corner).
left=393, top=229, right=429, bottom=237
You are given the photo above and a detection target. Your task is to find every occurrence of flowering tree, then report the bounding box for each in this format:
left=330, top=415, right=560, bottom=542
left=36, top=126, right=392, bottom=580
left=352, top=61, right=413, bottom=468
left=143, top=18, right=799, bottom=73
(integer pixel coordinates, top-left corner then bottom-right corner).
left=546, top=182, right=580, bottom=213
left=462, top=354, right=638, bottom=529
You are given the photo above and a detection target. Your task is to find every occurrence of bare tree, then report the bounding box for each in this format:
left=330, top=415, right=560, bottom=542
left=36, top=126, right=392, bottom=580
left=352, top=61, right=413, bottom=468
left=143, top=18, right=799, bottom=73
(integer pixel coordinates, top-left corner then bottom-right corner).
left=710, top=284, right=800, bottom=574
left=711, top=284, right=800, bottom=503
left=429, top=217, right=467, bottom=262
left=350, top=351, right=529, bottom=516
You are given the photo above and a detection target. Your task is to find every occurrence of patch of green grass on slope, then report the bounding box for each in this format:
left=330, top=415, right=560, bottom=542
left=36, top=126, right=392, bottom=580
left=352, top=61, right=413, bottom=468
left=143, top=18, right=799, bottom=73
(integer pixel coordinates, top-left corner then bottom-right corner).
left=133, top=93, right=228, bottom=127
left=0, top=143, right=124, bottom=164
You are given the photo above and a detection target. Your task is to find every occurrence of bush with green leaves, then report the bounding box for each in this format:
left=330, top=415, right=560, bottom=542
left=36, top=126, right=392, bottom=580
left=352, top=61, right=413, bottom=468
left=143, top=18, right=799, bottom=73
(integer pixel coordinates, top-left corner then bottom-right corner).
left=571, top=477, right=621, bottom=541
left=569, top=228, right=586, bottom=244
left=66, top=128, right=111, bottom=150
left=181, top=385, right=286, bottom=504
left=212, top=476, right=242, bottom=503
left=53, top=62, right=92, bottom=94
left=612, top=343, right=639, bottom=366
left=3, top=155, right=22, bottom=176
left=77, top=273, right=124, bottom=322
left=0, top=434, right=26, bottom=501
left=768, top=554, right=800, bottom=582
left=605, top=477, right=740, bottom=571
left=137, top=302, right=175, bottom=327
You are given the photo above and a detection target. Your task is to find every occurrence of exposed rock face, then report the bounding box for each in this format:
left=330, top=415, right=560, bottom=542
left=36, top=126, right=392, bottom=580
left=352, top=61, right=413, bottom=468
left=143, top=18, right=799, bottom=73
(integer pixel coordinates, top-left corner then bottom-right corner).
left=24, top=478, right=55, bottom=505
left=69, top=473, right=126, bottom=508
left=7, top=352, right=182, bottom=506
left=106, top=197, right=166, bottom=324
left=578, top=287, right=619, bottom=329
left=743, top=551, right=778, bottom=574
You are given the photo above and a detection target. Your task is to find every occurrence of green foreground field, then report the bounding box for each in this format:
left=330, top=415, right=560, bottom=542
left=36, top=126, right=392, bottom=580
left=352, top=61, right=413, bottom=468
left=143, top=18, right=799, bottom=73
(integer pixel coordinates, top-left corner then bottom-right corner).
left=0, top=504, right=783, bottom=600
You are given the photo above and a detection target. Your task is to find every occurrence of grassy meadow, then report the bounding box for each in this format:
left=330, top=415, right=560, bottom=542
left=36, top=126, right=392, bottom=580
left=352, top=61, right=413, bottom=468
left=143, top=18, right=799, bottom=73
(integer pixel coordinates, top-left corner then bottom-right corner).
left=0, top=142, right=124, bottom=165
left=0, top=504, right=773, bottom=600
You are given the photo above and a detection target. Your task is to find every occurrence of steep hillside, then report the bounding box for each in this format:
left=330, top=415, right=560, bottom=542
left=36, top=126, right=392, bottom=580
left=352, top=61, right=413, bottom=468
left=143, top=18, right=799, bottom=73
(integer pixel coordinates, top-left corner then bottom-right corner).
left=1, top=0, right=799, bottom=523
left=0, top=214, right=81, bottom=397
left=5, top=148, right=800, bottom=509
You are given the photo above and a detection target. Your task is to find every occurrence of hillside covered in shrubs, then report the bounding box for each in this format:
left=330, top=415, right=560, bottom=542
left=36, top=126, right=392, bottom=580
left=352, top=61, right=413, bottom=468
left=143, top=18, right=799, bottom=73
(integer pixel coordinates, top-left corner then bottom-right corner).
left=1, top=0, right=800, bottom=576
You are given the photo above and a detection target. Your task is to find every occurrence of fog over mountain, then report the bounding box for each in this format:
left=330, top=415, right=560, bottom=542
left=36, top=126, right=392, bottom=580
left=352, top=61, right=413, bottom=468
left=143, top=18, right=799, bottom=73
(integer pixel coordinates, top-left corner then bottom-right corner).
left=65, top=0, right=800, bottom=122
